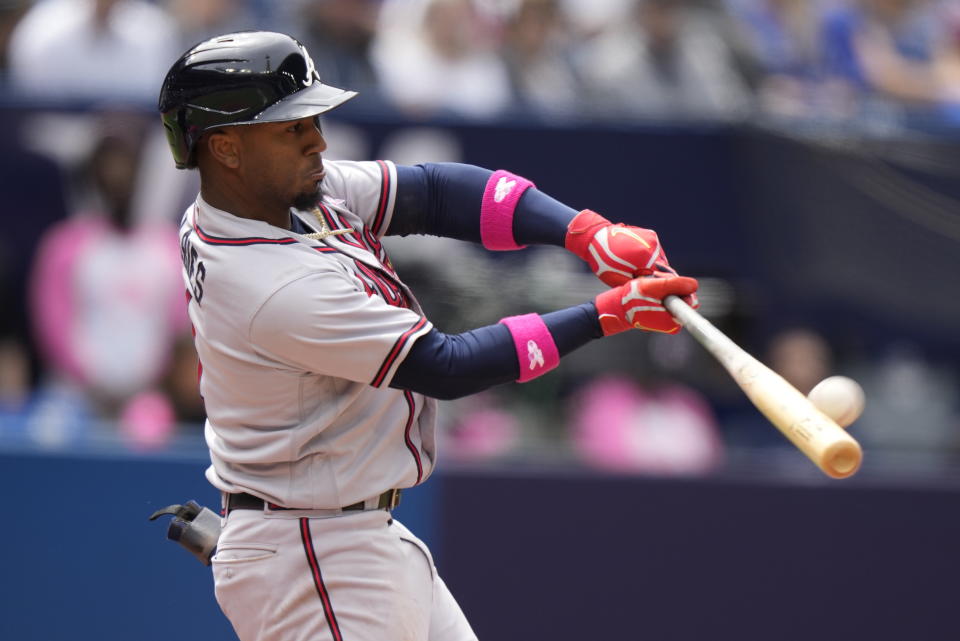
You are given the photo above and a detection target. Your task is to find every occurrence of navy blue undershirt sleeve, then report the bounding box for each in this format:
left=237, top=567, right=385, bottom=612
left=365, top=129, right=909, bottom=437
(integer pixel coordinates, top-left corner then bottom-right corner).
left=390, top=303, right=601, bottom=400
left=390, top=163, right=578, bottom=247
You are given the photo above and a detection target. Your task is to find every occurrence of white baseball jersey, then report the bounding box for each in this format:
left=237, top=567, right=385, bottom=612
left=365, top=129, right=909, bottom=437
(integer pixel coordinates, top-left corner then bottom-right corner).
left=178, top=159, right=437, bottom=509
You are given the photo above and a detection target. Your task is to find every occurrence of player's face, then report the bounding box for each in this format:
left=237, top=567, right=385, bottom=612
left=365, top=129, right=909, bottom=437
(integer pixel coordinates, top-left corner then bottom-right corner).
left=238, top=116, right=328, bottom=212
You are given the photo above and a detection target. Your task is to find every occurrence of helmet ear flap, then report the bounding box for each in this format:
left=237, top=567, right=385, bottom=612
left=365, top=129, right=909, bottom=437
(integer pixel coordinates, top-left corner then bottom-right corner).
left=161, top=111, right=195, bottom=169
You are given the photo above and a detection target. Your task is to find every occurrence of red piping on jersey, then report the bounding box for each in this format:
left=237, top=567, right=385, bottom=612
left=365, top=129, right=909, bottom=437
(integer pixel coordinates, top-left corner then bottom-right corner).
left=299, top=518, right=344, bottom=641
left=194, top=222, right=299, bottom=246
left=320, top=203, right=366, bottom=249
left=403, top=390, right=424, bottom=484
left=371, top=317, right=427, bottom=388
left=361, top=227, right=397, bottom=275
left=354, top=260, right=407, bottom=309
left=192, top=207, right=335, bottom=250
left=371, top=160, right=390, bottom=236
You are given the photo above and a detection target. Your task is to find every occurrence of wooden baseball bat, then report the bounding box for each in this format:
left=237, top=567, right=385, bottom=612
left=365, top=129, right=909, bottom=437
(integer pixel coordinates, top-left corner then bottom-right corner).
left=664, top=295, right=862, bottom=479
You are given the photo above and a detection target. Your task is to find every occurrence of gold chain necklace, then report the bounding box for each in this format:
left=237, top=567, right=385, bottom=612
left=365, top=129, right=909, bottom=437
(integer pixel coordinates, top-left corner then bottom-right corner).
left=302, top=207, right=354, bottom=240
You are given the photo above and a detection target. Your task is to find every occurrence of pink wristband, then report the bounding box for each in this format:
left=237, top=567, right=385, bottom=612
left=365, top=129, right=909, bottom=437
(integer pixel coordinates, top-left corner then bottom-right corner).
left=499, top=314, right=560, bottom=383
left=480, top=170, right=535, bottom=251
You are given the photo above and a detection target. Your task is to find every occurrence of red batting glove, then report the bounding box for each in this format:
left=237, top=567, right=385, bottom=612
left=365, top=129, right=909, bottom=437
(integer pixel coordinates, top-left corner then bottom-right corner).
left=565, top=210, right=671, bottom=287
left=595, top=275, right=699, bottom=336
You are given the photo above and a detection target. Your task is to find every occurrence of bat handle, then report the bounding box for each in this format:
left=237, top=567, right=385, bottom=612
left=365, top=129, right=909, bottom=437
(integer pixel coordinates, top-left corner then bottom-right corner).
left=664, top=295, right=734, bottom=358
left=664, top=294, right=693, bottom=322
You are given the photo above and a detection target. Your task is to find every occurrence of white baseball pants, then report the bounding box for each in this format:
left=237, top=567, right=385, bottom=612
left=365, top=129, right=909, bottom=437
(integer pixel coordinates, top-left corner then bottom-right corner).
left=212, top=507, right=478, bottom=641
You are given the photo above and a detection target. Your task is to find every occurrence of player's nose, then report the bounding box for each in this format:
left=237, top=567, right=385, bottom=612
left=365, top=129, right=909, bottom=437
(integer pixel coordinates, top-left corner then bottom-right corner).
left=307, top=117, right=327, bottom=153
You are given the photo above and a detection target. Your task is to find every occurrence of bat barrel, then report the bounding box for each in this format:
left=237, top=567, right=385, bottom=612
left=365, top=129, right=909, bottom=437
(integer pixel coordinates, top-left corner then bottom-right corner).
left=664, top=295, right=864, bottom=479
left=824, top=440, right=862, bottom=478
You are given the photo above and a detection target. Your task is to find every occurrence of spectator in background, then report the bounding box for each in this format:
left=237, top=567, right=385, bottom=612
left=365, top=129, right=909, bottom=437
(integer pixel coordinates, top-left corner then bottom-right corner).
left=820, top=0, right=951, bottom=121
left=855, top=344, right=960, bottom=458
left=0, top=0, right=30, bottom=83
left=0, top=113, right=69, bottom=421
left=765, top=326, right=833, bottom=395
left=725, top=0, right=846, bottom=117
left=371, top=0, right=511, bottom=120
left=930, top=2, right=960, bottom=122
left=0, top=339, right=30, bottom=413
left=500, top=0, right=585, bottom=121
left=29, top=113, right=188, bottom=448
left=8, top=0, right=177, bottom=102
left=164, top=0, right=257, bottom=51
left=161, top=333, right=205, bottom=426
left=578, top=0, right=751, bottom=121
left=287, top=0, right=384, bottom=102
left=569, top=374, right=723, bottom=475
left=558, top=0, right=636, bottom=39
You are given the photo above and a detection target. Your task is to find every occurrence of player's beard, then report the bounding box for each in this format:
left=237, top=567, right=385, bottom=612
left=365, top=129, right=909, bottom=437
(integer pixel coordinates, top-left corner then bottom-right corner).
left=291, top=181, right=322, bottom=211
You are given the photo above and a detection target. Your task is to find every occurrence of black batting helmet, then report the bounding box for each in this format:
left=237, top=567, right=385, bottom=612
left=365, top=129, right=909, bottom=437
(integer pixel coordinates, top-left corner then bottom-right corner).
left=158, top=31, right=357, bottom=169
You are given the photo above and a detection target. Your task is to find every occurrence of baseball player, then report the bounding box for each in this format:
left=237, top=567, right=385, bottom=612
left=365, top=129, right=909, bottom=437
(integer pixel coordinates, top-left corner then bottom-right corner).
left=160, top=31, right=698, bottom=641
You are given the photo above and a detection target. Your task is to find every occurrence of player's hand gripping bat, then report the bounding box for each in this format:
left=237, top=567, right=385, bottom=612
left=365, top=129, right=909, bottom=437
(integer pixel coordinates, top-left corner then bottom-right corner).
left=664, top=295, right=862, bottom=479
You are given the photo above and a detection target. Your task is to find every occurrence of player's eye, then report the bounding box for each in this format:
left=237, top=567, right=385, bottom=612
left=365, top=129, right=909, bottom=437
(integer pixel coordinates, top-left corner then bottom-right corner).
left=287, top=122, right=302, bottom=133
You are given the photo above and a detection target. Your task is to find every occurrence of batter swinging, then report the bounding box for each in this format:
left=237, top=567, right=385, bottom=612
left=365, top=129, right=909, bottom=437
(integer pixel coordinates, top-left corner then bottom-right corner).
left=159, top=31, right=698, bottom=641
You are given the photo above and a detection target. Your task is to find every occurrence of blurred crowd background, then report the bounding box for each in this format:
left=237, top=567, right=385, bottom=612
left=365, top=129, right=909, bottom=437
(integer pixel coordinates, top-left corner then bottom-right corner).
left=1, top=0, right=960, bottom=483
left=3, top=0, right=960, bottom=124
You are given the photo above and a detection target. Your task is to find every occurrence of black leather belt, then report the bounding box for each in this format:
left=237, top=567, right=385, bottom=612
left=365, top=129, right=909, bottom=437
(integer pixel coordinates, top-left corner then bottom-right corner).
left=225, top=489, right=401, bottom=514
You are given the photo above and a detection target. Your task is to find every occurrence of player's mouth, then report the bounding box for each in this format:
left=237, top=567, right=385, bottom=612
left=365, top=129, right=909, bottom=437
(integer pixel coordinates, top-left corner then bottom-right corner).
left=309, top=168, right=326, bottom=182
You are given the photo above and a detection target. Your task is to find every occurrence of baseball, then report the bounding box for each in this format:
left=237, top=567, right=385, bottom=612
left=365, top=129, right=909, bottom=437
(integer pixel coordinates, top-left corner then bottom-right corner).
left=807, top=376, right=865, bottom=428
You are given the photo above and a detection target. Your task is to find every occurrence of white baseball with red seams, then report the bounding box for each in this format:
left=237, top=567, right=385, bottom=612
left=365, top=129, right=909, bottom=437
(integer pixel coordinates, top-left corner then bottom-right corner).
left=179, top=158, right=478, bottom=640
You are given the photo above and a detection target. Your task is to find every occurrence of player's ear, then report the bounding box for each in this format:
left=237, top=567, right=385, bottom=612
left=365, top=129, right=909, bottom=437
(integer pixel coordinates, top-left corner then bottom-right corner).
left=205, top=130, right=241, bottom=170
